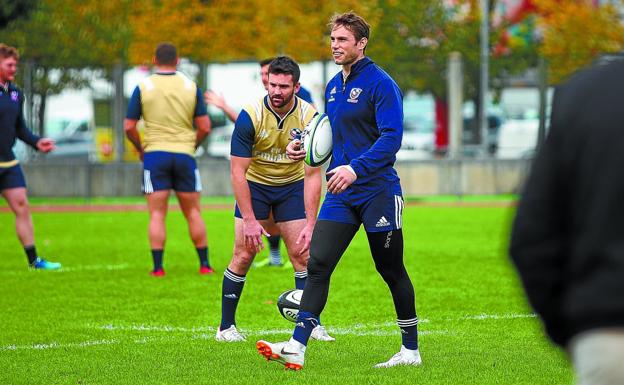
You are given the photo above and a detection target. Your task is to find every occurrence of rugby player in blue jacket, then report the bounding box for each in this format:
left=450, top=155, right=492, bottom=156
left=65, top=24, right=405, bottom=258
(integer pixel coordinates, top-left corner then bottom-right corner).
left=0, top=43, right=60, bottom=270
left=256, top=12, right=421, bottom=370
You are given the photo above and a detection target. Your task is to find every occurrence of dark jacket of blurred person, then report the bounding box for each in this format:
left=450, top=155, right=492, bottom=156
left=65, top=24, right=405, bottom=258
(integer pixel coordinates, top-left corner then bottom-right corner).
left=510, top=57, right=624, bottom=383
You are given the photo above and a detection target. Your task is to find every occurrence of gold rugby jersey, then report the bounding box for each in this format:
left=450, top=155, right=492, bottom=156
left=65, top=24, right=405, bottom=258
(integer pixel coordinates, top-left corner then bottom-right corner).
left=232, top=95, right=317, bottom=186
left=137, top=72, right=200, bottom=156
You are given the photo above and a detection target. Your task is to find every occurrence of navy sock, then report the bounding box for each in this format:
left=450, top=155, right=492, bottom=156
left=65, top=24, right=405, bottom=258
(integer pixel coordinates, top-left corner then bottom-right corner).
left=24, top=245, right=37, bottom=265
left=294, top=270, right=307, bottom=290
left=151, top=249, right=164, bottom=271
left=220, top=268, right=246, bottom=330
left=292, top=311, right=319, bottom=346
left=268, top=235, right=281, bottom=264
left=197, top=247, right=210, bottom=267
left=293, top=273, right=323, bottom=325
left=398, top=317, right=419, bottom=350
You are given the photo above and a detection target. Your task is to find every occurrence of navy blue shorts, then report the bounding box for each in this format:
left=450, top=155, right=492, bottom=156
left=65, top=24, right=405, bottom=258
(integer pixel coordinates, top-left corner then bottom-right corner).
left=234, top=179, right=305, bottom=222
left=142, top=151, right=201, bottom=193
left=318, top=182, right=404, bottom=232
left=0, top=164, right=27, bottom=191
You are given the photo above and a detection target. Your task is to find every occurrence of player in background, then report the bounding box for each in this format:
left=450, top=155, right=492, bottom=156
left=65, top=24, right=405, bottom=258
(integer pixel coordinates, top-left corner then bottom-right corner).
left=0, top=43, right=60, bottom=270
left=256, top=12, right=421, bottom=370
left=124, top=42, right=213, bottom=277
left=215, top=56, right=333, bottom=342
left=205, top=57, right=316, bottom=267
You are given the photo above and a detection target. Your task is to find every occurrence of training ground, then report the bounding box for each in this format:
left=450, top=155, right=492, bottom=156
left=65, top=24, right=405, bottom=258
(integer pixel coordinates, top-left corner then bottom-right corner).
left=0, top=197, right=572, bottom=385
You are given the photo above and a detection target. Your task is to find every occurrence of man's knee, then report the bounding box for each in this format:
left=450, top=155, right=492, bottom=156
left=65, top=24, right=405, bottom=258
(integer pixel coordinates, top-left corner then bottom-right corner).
left=306, top=252, right=333, bottom=283
left=230, top=245, right=255, bottom=273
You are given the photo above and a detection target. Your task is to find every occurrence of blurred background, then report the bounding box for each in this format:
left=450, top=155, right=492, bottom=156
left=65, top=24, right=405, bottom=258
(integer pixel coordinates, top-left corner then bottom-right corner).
left=2, top=0, right=623, bottom=196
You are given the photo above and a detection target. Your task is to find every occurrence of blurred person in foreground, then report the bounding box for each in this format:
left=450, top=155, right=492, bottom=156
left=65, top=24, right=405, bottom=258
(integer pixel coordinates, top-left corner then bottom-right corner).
left=124, top=42, right=213, bottom=277
left=215, top=56, right=333, bottom=342
left=510, top=56, right=624, bottom=385
left=255, top=12, right=421, bottom=370
left=0, top=43, right=60, bottom=270
left=205, top=57, right=316, bottom=268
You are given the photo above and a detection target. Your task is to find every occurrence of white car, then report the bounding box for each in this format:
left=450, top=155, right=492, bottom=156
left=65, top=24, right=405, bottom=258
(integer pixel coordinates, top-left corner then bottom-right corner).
left=496, top=118, right=539, bottom=159
left=205, top=124, right=234, bottom=159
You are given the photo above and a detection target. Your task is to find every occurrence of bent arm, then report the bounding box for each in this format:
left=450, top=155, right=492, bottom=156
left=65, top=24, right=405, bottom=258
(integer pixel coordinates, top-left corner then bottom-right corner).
left=194, top=115, right=212, bottom=149
left=303, top=164, right=322, bottom=225
left=123, top=118, right=142, bottom=154
left=349, top=80, right=403, bottom=179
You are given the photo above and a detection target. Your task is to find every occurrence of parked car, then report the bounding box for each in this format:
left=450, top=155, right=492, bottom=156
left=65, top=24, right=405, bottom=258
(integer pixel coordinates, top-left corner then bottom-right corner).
left=205, top=123, right=234, bottom=159
left=47, top=119, right=94, bottom=160
left=462, top=114, right=504, bottom=156
left=398, top=93, right=435, bottom=160
left=496, top=118, right=539, bottom=159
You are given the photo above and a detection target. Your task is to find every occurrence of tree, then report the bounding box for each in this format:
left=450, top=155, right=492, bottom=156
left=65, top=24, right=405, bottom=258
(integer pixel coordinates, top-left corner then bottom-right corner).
left=534, top=0, right=624, bottom=84
left=0, top=0, right=132, bottom=135
left=369, top=0, right=538, bottom=152
left=127, top=0, right=379, bottom=67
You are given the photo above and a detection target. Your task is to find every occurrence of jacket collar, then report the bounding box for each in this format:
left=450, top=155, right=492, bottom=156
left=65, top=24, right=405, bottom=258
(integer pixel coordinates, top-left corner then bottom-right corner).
left=347, top=56, right=373, bottom=78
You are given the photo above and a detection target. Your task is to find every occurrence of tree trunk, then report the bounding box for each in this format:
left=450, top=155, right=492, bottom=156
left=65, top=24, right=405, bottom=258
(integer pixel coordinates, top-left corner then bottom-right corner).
left=434, top=97, right=449, bottom=155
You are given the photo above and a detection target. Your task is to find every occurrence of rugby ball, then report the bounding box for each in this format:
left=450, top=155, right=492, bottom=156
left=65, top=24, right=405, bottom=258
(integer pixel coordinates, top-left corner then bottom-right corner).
left=277, top=289, right=302, bottom=323
left=302, top=113, right=332, bottom=167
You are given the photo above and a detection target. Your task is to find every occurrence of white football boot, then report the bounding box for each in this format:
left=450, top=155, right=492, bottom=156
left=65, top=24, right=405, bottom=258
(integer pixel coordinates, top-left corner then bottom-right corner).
left=215, top=325, right=246, bottom=342
left=310, top=325, right=336, bottom=341
left=256, top=339, right=306, bottom=371
left=374, top=346, right=422, bottom=368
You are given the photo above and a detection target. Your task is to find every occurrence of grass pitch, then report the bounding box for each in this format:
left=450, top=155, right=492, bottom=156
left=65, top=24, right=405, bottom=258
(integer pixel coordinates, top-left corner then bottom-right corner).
left=0, top=200, right=572, bottom=384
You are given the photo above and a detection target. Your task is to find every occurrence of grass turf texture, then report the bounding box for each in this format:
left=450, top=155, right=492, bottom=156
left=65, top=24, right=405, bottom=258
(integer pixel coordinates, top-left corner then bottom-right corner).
left=0, top=205, right=572, bottom=384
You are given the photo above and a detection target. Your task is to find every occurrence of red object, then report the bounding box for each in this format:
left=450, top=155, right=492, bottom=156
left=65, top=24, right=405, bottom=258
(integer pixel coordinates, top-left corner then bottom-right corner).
left=150, top=268, right=165, bottom=277
left=507, top=0, right=537, bottom=25
left=199, top=266, right=215, bottom=275
left=434, top=97, right=449, bottom=153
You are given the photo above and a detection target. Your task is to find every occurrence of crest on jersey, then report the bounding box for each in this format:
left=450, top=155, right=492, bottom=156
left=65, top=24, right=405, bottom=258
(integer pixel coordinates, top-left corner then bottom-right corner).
left=290, top=127, right=302, bottom=140
left=348, top=88, right=362, bottom=103
left=10, top=91, right=18, bottom=102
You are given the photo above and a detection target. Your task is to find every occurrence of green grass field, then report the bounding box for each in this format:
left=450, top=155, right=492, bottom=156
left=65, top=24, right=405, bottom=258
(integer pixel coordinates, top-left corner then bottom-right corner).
left=0, top=201, right=572, bottom=384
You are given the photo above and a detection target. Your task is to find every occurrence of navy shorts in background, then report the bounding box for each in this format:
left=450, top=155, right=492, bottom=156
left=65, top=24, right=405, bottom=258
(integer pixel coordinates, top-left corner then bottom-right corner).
left=0, top=164, right=27, bottom=191
left=234, top=179, right=305, bottom=222
left=142, top=151, right=201, bottom=193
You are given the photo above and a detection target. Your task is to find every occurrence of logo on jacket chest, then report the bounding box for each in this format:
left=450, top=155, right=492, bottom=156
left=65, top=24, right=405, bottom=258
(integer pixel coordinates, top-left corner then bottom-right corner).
left=10, top=91, right=18, bottom=102
left=347, top=88, right=362, bottom=103
left=328, top=86, right=337, bottom=103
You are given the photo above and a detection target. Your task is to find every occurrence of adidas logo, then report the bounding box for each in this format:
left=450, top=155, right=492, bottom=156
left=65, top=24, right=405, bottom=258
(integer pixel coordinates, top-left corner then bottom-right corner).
left=295, top=322, right=305, bottom=328
left=400, top=328, right=408, bottom=334
left=375, top=216, right=391, bottom=227
left=224, top=294, right=238, bottom=299
left=330, top=86, right=337, bottom=95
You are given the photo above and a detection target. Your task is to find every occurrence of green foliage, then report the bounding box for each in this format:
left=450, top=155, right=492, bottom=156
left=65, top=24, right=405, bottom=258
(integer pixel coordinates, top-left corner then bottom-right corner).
left=0, top=204, right=572, bottom=384
left=369, top=1, right=538, bottom=100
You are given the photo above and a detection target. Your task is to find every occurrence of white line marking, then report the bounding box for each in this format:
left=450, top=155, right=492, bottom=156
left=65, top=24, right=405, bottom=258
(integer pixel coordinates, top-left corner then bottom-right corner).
left=0, top=264, right=130, bottom=276
left=60, top=264, right=130, bottom=272
left=0, top=313, right=536, bottom=352
left=0, top=339, right=118, bottom=352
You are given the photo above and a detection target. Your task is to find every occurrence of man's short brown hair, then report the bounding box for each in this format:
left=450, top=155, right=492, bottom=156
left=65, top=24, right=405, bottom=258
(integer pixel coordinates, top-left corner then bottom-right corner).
left=0, top=43, right=19, bottom=60
left=328, top=12, right=370, bottom=42
left=155, top=42, right=177, bottom=66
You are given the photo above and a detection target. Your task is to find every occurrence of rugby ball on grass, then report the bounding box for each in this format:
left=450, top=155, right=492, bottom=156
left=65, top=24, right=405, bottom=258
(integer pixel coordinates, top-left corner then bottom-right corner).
left=277, top=289, right=302, bottom=323
left=302, top=113, right=332, bottom=167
